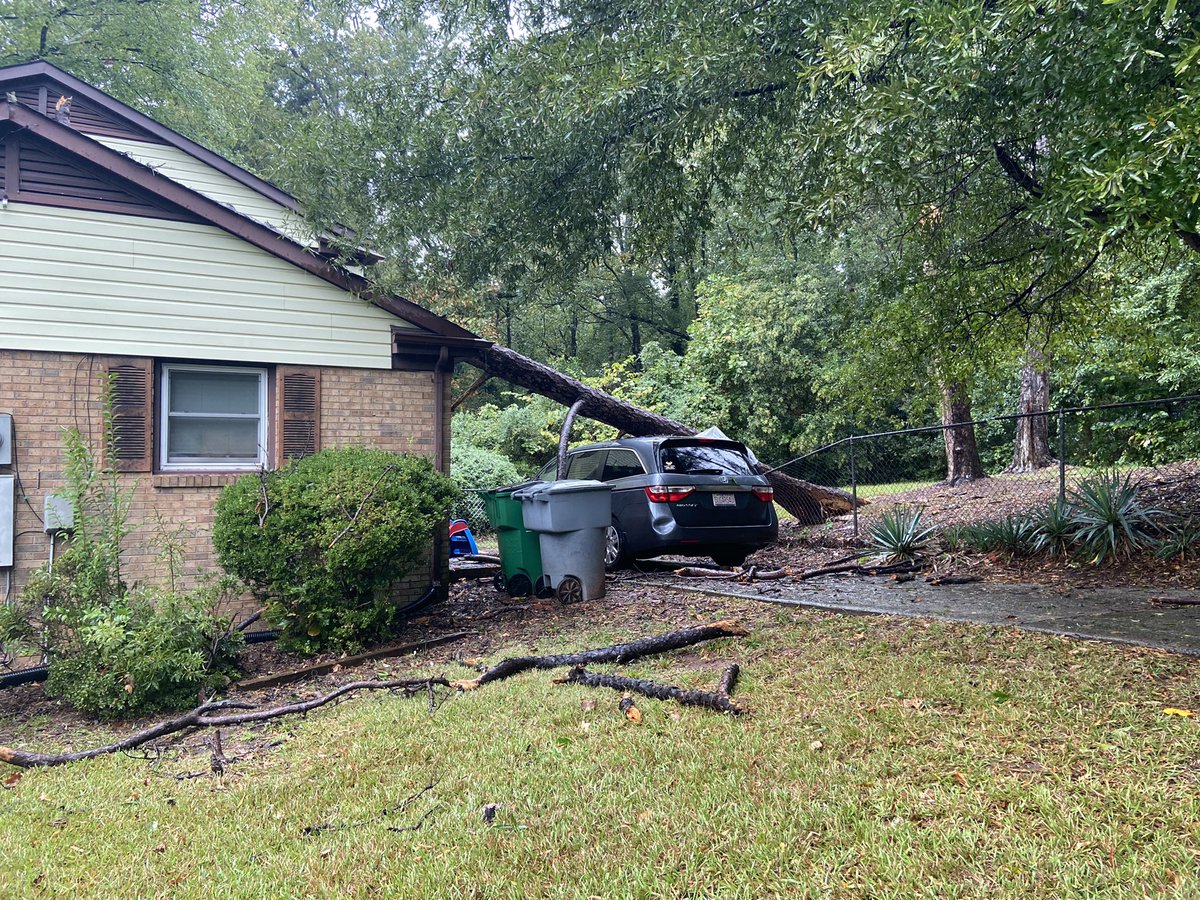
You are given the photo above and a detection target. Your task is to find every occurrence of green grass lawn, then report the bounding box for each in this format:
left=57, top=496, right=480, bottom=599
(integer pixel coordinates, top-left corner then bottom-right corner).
left=2, top=608, right=1199, bottom=898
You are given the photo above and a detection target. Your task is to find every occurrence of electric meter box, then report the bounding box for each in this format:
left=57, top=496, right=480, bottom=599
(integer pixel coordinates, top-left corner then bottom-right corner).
left=44, top=495, right=74, bottom=533
left=0, top=413, right=12, bottom=466
left=1, top=475, right=14, bottom=568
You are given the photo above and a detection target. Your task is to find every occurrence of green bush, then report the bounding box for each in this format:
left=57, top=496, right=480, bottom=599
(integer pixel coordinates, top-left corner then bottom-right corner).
left=450, top=442, right=522, bottom=525
left=866, top=506, right=935, bottom=562
left=1032, top=499, right=1076, bottom=558
left=3, top=418, right=242, bottom=718
left=1156, top=515, right=1200, bottom=560
left=25, top=560, right=243, bottom=718
left=958, top=515, right=1039, bottom=558
left=213, top=448, right=457, bottom=653
left=1068, top=471, right=1164, bottom=565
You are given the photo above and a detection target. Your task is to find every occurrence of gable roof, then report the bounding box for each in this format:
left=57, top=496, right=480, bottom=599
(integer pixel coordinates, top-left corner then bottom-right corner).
left=0, top=77, right=481, bottom=346
left=0, top=60, right=298, bottom=214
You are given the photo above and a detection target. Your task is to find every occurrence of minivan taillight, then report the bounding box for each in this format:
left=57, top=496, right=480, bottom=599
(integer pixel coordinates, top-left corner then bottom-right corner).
left=645, top=485, right=695, bottom=503
left=751, top=486, right=774, bottom=502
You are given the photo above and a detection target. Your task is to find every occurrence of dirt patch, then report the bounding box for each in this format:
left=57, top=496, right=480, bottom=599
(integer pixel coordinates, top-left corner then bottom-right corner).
left=835, top=460, right=1200, bottom=532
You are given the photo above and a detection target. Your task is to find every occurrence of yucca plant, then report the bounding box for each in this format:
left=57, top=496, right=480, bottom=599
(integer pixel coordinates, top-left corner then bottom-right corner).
left=960, top=515, right=1039, bottom=558
left=1155, top=515, right=1200, bottom=561
left=940, top=525, right=965, bottom=553
left=1032, top=499, right=1077, bottom=558
left=866, top=506, right=936, bottom=562
left=1068, top=471, right=1164, bottom=565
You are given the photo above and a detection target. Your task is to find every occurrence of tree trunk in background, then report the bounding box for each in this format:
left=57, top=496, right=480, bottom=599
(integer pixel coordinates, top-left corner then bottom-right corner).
left=1008, top=345, right=1054, bottom=473
left=472, top=344, right=854, bottom=522
left=940, top=380, right=987, bottom=484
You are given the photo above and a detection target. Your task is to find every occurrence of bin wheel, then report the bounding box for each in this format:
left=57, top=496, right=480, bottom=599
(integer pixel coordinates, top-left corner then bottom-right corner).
left=493, top=574, right=507, bottom=593
left=534, top=575, right=554, bottom=599
left=507, top=574, right=534, bottom=597
left=557, top=576, right=584, bottom=605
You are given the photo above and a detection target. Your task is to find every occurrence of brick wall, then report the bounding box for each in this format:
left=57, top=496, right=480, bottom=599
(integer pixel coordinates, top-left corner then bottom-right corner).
left=0, top=349, right=450, bottom=629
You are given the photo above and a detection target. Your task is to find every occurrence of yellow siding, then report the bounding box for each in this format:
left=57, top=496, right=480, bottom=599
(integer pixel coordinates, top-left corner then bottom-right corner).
left=0, top=203, right=415, bottom=369
left=96, top=137, right=305, bottom=239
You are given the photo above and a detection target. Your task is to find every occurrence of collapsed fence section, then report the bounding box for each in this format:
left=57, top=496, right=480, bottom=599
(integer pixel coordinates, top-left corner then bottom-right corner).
left=769, top=395, right=1200, bottom=536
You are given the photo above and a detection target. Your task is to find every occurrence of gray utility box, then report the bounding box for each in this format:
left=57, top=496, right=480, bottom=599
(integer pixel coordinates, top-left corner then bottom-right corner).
left=514, top=480, right=612, bottom=603
left=0, top=476, right=13, bottom=568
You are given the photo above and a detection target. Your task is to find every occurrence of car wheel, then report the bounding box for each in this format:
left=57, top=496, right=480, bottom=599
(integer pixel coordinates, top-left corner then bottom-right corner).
left=604, top=523, right=629, bottom=571
left=711, top=548, right=749, bottom=568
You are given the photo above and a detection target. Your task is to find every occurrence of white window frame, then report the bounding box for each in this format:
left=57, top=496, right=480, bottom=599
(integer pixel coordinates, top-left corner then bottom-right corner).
left=159, top=364, right=268, bottom=472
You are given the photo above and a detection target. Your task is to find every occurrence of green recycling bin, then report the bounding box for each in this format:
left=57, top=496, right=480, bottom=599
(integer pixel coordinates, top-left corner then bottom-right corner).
left=481, top=482, right=545, bottom=597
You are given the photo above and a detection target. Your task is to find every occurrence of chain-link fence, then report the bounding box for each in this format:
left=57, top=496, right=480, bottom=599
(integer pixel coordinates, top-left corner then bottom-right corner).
left=455, top=490, right=493, bottom=536
left=768, top=395, right=1200, bottom=536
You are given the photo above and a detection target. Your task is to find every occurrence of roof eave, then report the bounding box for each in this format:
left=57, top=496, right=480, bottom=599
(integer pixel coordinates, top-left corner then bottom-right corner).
left=0, top=60, right=300, bottom=213
left=0, top=101, right=479, bottom=342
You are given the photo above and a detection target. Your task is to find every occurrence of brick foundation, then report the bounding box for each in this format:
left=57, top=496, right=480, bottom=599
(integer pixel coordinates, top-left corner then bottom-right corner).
left=0, top=349, right=451, bottom=630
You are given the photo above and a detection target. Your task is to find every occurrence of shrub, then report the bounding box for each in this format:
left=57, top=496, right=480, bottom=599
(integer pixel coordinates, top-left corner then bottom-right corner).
left=1068, top=471, right=1164, bottom=565
left=213, top=448, right=457, bottom=653
left=866, top=506, right=935, bottom=562
left=1032, top=499, right=1076, bottom=558
left=958, top=516, right=1039, bottom=557
left=940, top=525, right=965, bottom=553
left=450, top=442, right=522, bottom=526
left=3, top=417, right=241, bottom=718
left=30, top=566, right=243, bottom=718
left=1156, top=515, right=1200, bottom=560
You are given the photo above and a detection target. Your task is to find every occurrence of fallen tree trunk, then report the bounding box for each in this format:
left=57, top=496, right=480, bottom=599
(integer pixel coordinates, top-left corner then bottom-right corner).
left=0, top=678, right=449, bottom=769
left=452, top=620, right=749, bottom=690
left=473, top=344, right=855, bottom=522
left=558, top=667, right=747, bottom=715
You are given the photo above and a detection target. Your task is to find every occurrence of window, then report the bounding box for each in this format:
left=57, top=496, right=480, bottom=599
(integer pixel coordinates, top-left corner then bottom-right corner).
left=565, top=450, right=606, bottom=480
left=160, top=365, right=267, bottom=471
left=659, top=442, right=754, bottom=475
left=602, top=449, right=645, bottom=481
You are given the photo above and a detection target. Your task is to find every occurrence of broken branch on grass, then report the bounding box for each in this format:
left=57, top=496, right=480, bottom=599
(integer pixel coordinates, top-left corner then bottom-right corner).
left=717, top=664, right=740, bottom=698
left=674, top=566, right=739, bottom=578
left=1149, top=597, right=1200, bottom=607
left=740, top=567, right=790, bottom=581
left=0, top=679, right=450, bottom=769
left=557, top=667, right=747, bottom=715
left=925, top=575, right=981, bottom=586
left=797, top=561, right=921, bottom=580
left=234, top=632, right=471, bottom=692
left=304, top=781, right=439, bottom=836
left=210, top=729, right=228, bottom=777
left=452, top=621, right=749, bottom=691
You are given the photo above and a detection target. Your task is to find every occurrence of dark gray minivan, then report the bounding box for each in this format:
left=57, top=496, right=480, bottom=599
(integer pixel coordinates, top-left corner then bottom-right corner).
left=537, top=436, right=778, bottom=568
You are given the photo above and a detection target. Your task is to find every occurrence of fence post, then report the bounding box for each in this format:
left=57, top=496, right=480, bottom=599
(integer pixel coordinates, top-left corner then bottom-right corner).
left=849, top=436, right=859, bottom=537
left=1057, top=408, right=1066, bottom=504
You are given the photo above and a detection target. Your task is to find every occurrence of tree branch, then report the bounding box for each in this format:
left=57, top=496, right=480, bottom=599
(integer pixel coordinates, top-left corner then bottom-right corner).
left=0, top=679, right=449, bottom=769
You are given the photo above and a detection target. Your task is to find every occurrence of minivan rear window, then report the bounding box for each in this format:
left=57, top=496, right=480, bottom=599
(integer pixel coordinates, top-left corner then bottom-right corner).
left=658, top=442, right=755, bottom=475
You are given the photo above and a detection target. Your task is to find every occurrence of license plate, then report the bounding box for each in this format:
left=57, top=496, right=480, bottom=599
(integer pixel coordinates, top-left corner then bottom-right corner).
left=712, top=493, right=736, bottom=507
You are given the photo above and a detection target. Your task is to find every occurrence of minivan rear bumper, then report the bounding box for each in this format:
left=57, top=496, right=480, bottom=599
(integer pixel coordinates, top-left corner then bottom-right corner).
left=640, top=521, right=779, bottom=557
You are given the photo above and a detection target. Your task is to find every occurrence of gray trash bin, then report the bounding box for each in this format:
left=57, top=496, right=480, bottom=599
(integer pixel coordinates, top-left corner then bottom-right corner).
left=513, top=480, right=612, bottom=603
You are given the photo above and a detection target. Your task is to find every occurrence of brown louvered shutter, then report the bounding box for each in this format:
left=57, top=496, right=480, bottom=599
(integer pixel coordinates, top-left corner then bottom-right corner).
left=105, top=358, right=153, bottom=472
left=276, top=368, right=321, bottom=464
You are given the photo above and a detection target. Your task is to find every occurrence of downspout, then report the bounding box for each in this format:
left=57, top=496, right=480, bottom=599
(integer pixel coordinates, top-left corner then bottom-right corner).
left=430, top=346, right=452, bottom=601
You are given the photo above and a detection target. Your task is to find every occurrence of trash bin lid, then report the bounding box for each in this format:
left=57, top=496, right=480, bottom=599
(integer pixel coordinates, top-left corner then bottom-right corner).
left=483, top=479, right=546, bottom=497
left=513, top=479, right=611, bottom=500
